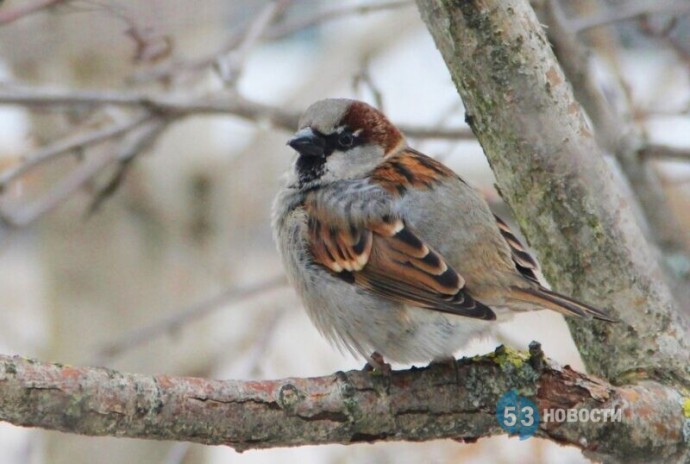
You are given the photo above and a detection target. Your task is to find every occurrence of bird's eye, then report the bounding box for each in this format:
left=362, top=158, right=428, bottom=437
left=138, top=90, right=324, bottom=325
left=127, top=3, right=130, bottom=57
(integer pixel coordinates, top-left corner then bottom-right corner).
left=337, top=133, right=354, bottom=149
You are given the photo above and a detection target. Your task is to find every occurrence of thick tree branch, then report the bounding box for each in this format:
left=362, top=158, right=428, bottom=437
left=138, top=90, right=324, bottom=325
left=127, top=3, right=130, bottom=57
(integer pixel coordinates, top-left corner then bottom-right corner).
left=414, top=0, right=690, bottom=387
left=0, top=348, right=687, bottom=461
left=537, top=0, right=690, bottom=260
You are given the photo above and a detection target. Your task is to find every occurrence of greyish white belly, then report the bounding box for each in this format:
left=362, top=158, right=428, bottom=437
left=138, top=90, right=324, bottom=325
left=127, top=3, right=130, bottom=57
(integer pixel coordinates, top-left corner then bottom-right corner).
left=299, top=270, right=497, bottom=364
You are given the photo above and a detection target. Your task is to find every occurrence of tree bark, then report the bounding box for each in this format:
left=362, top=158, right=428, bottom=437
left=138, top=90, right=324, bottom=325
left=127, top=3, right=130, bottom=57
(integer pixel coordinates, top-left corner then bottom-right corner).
left=1, top=350, right=688, bottom=462
left=414, top=0, right=690, bottom=387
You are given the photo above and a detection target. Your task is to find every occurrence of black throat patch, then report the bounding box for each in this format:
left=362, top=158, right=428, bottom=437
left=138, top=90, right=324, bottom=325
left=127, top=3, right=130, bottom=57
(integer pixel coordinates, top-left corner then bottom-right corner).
left=293, top=128, right=364, bottom=189
left=296, top=155, right=327, bottom=188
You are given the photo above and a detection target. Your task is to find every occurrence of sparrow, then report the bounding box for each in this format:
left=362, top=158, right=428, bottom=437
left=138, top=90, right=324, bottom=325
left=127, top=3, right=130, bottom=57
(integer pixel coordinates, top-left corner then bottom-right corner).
left=272, top=98, right=614, bottom=366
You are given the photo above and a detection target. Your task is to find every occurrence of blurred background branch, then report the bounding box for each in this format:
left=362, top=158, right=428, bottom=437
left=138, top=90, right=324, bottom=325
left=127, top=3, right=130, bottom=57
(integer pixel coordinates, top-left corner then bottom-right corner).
left=0, top=86, right=473, bottom=226
left=95, top=275, right=287, bottom=362
left=0, top=0, right=69, bottom=26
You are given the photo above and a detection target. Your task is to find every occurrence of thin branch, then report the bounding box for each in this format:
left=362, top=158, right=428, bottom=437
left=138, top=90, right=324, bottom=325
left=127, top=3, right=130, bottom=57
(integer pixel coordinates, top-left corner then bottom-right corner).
left=352, top=61, right=385, bottom=111
left=96, top=275, right=288, bottom=362
left=640, top=144, right=690, bottom=162
left=87, top=0, right=173, bottom=64
left=0, top=117, right=166, bottom=228
left=0, top=86, right=474, bottom=139
left=85, top=117, right=170, bottom=214
left=422, top=100, right=468, bottom=160
left=569, top=0, right=690, bottom=34
left=0, top=86, right=186, bottom=108
left=403, top=126, right=474, bottom=140
left=238, top=307, right=288, bottom=379
left=267, top=0, right=414, bottom=40
left=0, top=0, right=68, bottom=26
left=215, top=0, right=292, bottom=86
left=0, top=346, right=687, bottom=461
left=637, top=15, right=690, bottom=73
left=164, top=443, right=192, bottom=464
left=0, top=147, right=117, bottom=228
left=0, top=87, right=471, bottom=228
left=130, top=0, right=414, bottom=83
left=0, top=86, right=301, bottom=127
left=0, top=113, right=151, bottom=191
left=665, top=175, right=690, bottom=185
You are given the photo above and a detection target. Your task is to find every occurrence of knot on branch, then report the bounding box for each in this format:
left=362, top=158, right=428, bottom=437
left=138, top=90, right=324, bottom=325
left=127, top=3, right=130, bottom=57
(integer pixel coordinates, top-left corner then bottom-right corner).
left=277, top=383, right=304, bottom=411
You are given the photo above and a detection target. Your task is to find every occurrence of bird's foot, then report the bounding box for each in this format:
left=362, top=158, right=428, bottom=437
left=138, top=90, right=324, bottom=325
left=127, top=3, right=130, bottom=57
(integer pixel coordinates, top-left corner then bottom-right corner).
left=363, top=351, right=391, bottom=375
left=429, top=356, right=457, bottom=368
left=429, top=356, right=460, bottom=384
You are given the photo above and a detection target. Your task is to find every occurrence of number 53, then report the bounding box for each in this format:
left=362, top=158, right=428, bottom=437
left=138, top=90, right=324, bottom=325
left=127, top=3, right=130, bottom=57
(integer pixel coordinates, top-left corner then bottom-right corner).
left=503, top=405, right=535, bottom=426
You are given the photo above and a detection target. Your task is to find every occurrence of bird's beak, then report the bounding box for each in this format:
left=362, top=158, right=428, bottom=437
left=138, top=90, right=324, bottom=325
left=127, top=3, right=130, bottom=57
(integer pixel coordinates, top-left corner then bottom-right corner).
left=287, top=127, right=325, bottom=158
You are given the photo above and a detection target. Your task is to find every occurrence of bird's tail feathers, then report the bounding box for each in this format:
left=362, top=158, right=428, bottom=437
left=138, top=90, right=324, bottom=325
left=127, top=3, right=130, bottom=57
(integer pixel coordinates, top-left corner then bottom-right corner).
left=510, top=286, right=617, bottom=322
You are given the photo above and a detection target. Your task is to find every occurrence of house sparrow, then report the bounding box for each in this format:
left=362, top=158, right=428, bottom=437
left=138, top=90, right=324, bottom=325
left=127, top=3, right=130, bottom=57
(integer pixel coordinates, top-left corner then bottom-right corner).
left=272, top=98, right=614, bottom=366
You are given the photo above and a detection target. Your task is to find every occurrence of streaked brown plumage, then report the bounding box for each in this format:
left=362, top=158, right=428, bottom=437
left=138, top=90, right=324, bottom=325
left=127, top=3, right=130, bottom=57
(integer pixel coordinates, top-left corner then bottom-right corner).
left=272, top=98, right=615, bottom=365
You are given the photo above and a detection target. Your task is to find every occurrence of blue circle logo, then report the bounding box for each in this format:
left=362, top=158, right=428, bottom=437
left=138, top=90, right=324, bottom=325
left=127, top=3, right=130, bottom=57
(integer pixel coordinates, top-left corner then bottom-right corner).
left=496, top=390, right=539, bottom=440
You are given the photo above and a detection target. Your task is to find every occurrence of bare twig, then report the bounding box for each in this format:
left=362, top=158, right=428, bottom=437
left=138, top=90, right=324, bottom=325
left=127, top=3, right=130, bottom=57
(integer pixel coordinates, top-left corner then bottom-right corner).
left=0, top=0, right=68, bottom=26
left=0, top=117, right=166, bottom=228
left=0, top=86, right=299, bottom=125
left=88, top=0, right=173, bottom=64
left=417, top=100, right=469, bottom=158
left=86, top=117, right=170, bottom=214
left=241, top=307, right=288, bottom=378
left=0, top=86, right=474, bottom=139
left=353, top=62, right=385, bottom=111
left=0, top=113, right=151, bottom=190
left=164, top=443, right=192, bottom=464
left=0, top=86, right=190, bottom=109
left=569, top=0, right=690, bottom=34
left=215, top=0, right=292, bottom=86
left=637, top=15, right=690, bottom=73
left=640, top=144, right=690, bottom=161
left=96, top=275, right=288, bottom=361
left=664, top=175, right=690, bottom=185
left=267, top=0, right=414, bottom=41
left=0, top=145, right=118, bottom=228
left=0, top=86, right=472, bottom=227
left=402, top=126, right=474, bottom=140
left=130, top=0, right=414, bottom=83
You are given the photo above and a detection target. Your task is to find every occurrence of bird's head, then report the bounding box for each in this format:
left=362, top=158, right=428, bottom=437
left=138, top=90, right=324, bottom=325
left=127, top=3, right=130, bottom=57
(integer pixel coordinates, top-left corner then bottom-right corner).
left=287, top=98, right=405, bottom=189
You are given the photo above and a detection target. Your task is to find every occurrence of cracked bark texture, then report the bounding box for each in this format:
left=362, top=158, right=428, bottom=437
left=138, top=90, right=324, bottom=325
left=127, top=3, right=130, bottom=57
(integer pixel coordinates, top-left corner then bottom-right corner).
left=414, top=0, right=690, bottom=388
left=1, top=351, right=687, bottom=462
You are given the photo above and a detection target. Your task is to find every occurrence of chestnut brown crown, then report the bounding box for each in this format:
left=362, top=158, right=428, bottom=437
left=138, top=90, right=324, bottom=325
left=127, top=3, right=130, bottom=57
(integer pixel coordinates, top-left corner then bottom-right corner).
left=287, top=99, right=407, bottom=189
left=295, top=99, right=404, bottom=155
